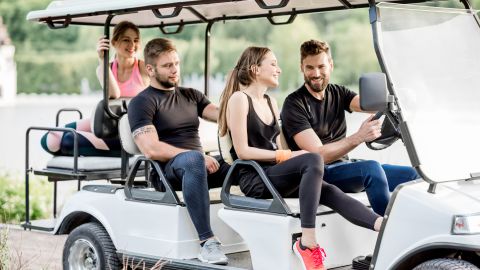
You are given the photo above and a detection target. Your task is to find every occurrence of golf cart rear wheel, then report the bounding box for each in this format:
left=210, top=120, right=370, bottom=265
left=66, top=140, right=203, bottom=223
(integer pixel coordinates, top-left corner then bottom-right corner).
left=63, top=222, right=121, bottom=270
left=413, top=258, right=479, bottom=270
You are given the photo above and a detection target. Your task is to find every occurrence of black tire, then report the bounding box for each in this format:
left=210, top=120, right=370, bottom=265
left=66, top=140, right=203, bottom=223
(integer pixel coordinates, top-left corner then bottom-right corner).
left=62, top=222, right=121, bottom=270
left=413, top=258, right=480, bottom=270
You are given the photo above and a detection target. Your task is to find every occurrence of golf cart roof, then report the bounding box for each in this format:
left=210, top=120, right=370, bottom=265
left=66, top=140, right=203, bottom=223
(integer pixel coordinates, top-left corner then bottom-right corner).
left=26, top=0, right=429, bottom=28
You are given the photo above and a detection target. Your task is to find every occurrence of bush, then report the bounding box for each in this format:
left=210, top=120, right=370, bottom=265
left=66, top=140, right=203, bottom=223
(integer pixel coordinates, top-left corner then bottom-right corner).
left=0, top=173, right=52, bottom=224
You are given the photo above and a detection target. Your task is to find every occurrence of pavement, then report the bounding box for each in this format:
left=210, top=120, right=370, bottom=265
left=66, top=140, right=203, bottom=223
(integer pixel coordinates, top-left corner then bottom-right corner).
left=1, top=224, right=66, bottom=270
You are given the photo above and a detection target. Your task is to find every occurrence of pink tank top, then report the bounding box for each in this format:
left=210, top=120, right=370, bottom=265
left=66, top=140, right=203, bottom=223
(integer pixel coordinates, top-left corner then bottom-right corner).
left=112, top=58, right=146, bottom=97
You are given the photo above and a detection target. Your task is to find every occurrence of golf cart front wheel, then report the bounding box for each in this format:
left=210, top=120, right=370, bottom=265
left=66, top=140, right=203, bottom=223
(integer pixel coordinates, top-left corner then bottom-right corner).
left=62, top=222, right=121, bottom=270
left=413, top=258, right=479, bottom=270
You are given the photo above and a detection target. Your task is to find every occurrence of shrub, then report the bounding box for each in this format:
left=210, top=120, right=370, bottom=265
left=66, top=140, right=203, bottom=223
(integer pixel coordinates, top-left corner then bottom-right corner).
left=0, top=172, right=52, bottom=224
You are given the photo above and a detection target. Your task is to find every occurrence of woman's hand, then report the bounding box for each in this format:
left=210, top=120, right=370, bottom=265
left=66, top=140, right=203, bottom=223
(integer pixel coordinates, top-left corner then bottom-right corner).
left=97, top=36, right=110, bottom=61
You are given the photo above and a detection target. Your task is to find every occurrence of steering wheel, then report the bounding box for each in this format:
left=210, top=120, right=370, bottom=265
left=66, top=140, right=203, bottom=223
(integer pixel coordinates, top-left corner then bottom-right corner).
left=366, top=111, right=402, bottom=150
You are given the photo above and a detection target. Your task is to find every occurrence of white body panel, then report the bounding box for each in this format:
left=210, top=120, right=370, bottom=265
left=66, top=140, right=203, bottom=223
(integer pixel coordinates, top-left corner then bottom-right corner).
left=54, top=186, right=247, bottom=260
left=374, top=180, right=480, bottom=269
left=219, top=205, right=378, bottom=270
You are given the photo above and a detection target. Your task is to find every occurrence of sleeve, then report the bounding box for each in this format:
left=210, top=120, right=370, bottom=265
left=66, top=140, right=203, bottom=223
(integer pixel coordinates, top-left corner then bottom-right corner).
left=128, top=95, right=156, bottom=132
left=340, top=85, right=358, bottom=113
left=191, top=88, right=211, bottom=116
left=280, top=94, right=312, bottom=140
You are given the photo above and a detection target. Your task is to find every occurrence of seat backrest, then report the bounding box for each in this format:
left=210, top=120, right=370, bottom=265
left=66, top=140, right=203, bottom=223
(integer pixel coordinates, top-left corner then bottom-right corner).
left=218, top=131, right=234, bottom=165
left=118, top=114, right=141, bottom=155
left=199, top=118, right=219, bottom=154
left=91, top=98, right=130, bottom=139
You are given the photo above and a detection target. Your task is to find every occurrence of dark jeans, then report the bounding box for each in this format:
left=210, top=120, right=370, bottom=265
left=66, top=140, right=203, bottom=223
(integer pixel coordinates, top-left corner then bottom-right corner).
left=156, top=151, right=229, bottom=241
left=240, top=153, right=379, bottom=230
left=324, top=160, right=419, bottom=216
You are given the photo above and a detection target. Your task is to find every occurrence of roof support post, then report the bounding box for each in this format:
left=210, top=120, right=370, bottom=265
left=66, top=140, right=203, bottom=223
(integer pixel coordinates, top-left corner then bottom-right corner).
left=103, top=15, right=120, bottom=119
left=459, top=0, right=480, bottom=28
left=204, top=21, right=215, bottom=97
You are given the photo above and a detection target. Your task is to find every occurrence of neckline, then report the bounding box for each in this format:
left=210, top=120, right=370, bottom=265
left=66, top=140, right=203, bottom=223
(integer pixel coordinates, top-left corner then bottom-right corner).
left=243, top=92, right=276, bottom=127
left=114, top=58, right=137, bottom=84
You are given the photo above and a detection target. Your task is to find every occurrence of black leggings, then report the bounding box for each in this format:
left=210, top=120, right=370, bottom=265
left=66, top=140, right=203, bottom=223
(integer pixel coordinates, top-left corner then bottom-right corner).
left=241, top=153, right=379, bottom=230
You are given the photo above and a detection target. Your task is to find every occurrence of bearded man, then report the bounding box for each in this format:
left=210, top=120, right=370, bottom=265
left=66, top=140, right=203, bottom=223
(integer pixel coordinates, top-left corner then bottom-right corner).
left=280, top=39, right=419, bottom=216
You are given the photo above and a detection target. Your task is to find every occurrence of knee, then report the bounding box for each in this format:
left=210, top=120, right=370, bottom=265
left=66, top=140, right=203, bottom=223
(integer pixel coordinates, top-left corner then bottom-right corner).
left=302, top=153, right=324, bottom=174
left=181, top=150, right=206, bottom=170
left=362, top=160, right=383, bottom=174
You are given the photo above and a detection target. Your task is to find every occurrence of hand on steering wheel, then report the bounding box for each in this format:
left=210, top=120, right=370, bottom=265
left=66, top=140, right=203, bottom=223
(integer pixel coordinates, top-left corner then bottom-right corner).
left=366, top=111, right=401, bottom=150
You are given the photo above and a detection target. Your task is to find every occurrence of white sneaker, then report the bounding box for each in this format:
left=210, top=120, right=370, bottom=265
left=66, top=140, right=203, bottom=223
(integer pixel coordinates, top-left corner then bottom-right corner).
left=197, top=239, right=228, bottom=265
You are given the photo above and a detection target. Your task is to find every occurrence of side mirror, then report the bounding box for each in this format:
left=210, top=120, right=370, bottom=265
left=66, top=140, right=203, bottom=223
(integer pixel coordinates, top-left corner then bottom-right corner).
left=359, top=72, right=388, bottom=111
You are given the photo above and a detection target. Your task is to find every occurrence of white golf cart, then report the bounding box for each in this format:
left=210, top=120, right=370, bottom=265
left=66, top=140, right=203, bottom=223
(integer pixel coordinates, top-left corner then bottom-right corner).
left=23, top=0, right=480, bottom=269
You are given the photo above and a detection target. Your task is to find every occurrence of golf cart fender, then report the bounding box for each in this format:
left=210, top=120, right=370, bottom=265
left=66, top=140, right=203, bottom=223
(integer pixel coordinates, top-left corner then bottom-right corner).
left=373, top=180, right=480, bottom=269
left=388, top=242, right=480, bottom=269
left=53, top=188, right=121, bottom=248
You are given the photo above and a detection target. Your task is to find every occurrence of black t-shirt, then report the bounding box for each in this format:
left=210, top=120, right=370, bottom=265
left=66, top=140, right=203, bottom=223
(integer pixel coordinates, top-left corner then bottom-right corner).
left=128, top=86, right=211, bottom=151
left=281, top=84, right=357, bottom=161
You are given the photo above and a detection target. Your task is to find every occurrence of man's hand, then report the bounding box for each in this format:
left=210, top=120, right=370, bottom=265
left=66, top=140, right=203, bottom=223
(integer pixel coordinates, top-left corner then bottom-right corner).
left=353, top=114, right=382, bottom=144
left=204, top=155, right=220, bottom=174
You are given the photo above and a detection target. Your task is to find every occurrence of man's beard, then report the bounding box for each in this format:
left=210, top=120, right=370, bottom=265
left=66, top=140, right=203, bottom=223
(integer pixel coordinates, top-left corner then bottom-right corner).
left=154, top=72, right=177, bottom=89
left=305, top=75, right=328, bottom=93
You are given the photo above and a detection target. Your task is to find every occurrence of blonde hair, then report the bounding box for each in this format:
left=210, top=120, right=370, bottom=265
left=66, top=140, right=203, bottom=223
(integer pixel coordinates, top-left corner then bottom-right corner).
left=218, top=46, right=271, bottom=136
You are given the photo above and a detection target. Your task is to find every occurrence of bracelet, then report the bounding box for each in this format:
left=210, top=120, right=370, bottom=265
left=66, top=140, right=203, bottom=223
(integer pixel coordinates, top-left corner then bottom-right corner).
left=275, top=150, right=292, bottom=163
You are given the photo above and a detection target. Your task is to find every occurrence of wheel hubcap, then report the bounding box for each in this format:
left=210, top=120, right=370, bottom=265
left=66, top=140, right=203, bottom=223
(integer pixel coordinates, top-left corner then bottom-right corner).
left=68, top=239, right=100, bottom=270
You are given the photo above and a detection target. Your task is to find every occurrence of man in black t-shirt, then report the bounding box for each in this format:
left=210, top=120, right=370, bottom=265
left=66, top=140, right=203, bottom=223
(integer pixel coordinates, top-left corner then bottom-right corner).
left=128, top=38, right=229, bottom=265
left=281, top=39, right=419, bottom=216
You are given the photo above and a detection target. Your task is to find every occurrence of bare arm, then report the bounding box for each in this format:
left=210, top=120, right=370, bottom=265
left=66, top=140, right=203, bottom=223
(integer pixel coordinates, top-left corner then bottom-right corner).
left=132, top=125, right=188, bottom=162
left=202, top=103, right=219, bottom=122
left=96, top=36, right=121, bottom=99
left=349, top=95, right=362, bottom=112
left=293, top=114, right=382, bottom=164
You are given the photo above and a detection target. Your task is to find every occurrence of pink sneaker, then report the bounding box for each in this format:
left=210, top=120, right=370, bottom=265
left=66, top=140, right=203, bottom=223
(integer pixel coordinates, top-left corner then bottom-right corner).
left=293, top=240, right=327, bottom=270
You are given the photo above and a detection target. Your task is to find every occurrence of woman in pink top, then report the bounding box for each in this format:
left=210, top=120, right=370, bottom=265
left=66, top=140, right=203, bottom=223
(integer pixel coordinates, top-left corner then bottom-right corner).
left=41, top=21, right=148, bottom=156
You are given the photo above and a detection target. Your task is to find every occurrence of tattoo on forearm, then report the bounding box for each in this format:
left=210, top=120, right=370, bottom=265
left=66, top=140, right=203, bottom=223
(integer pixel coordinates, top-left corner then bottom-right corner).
left=133, top=125, right=155, bottom=139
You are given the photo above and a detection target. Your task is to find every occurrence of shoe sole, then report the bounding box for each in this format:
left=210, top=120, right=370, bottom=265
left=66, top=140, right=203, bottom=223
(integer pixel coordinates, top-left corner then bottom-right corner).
left=293, top=242, right=308, bottom=270
left=197, top=255, right=228, bottom=265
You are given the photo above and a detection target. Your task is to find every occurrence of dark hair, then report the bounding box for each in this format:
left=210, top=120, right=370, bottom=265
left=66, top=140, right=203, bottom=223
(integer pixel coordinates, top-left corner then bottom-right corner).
left=143, top=38, right=177, bottom=66
left=300, top=39, right=331, bottom=63
left=218, top=46, right=271, bottom=136
left=111, top=21, right=140, bottom=43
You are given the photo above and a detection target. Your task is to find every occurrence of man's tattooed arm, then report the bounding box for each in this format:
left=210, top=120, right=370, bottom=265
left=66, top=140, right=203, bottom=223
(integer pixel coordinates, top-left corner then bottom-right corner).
left=132, top=125, right=156, bottom=139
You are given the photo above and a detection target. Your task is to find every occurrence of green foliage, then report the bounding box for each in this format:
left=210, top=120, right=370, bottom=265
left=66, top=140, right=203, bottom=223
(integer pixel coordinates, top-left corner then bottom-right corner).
left=16, top=50, right=99, bottom=94
left=0, top=173, right=52, bottom=224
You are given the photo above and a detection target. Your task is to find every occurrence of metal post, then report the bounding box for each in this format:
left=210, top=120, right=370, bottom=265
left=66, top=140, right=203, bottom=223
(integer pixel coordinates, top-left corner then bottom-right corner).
left=204, top=21, right=215, bottom=97
left=53, top=181, right=57, bottom=218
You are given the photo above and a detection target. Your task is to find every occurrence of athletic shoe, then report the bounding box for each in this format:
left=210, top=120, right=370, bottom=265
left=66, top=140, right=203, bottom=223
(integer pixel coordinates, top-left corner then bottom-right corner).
left=293, top=240, right=327, bottom=270
left=198, top=239, right=228, bottom=265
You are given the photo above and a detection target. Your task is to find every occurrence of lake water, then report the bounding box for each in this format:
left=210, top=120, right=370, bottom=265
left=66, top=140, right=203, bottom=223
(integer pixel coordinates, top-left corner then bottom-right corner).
left=0, top=94, right=102, bottom=175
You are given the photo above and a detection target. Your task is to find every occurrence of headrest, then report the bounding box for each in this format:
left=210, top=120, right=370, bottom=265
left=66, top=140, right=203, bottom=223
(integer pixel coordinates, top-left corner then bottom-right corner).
left=118, top=114, right=141, bottom=155
left=218, top=131, right=234, bottom=165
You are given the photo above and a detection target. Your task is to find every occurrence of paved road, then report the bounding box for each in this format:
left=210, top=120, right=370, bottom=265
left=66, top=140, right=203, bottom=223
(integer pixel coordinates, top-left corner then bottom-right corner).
left=2, top=225, right=66, bottom=269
